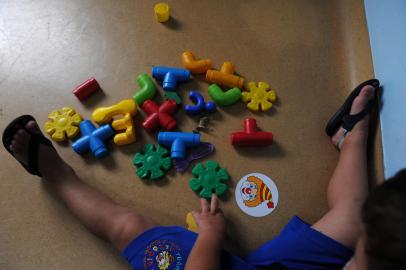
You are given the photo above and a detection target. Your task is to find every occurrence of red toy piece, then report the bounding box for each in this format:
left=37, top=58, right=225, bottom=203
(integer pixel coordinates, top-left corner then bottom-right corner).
left=72, top=77, right=101, bottom=101
left=142, top=99, right=178, bottom=133
left=231, top=118, right=273, bottom=146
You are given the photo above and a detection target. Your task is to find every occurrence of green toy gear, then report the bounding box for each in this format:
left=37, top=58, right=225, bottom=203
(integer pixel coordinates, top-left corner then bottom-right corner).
left=133, top=144, right=172, bottom=180
left=189, top=160, right=230, bottom=198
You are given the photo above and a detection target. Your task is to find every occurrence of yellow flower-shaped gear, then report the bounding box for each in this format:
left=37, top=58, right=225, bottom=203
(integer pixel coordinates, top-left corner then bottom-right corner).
left=242, top=81, right=276, bottom=112
left=44, top=107, right=82, bottom=142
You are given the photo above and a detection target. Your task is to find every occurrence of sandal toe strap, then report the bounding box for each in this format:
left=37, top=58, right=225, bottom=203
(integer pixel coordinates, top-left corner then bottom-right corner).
left=342, top=100, right=375, bottom=132
left=27, top=134, right=55, bottom=177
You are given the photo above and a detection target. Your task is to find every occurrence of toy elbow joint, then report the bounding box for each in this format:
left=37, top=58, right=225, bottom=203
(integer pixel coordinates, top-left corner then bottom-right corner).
left=132, top=74, right=156, bottom=106
left=182, top=51, right=212, bottom=74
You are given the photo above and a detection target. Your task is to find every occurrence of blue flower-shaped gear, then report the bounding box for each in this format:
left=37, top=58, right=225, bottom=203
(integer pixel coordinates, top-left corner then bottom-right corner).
left=133, top=144, right=172, bottom=180
left=189, top=160, right=229, bottom=198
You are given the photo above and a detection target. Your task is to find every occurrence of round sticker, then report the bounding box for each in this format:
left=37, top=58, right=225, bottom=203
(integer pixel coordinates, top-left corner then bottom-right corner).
left=235, top=173, right=279, bottom=217
left=143, top=239, right=184, bottom=270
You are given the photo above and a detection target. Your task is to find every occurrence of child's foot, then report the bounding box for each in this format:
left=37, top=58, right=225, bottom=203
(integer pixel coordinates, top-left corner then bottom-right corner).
left=9, top=120, right=69, bottom=179
left=331, top=85, right=376, bottom=148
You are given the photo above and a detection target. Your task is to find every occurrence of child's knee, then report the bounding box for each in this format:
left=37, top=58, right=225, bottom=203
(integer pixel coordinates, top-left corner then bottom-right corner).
left=108, top=211, right=157, bottom=251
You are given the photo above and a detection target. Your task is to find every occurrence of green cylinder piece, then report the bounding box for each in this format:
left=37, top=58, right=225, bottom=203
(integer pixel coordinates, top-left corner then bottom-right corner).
left=132, top=74, right=156, bottom=106
left=208, top=84, right=242, bottom=106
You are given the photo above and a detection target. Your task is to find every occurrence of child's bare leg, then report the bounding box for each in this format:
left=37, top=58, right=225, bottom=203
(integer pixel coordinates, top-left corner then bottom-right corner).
left=312, top=85, right=375, bottom=249
left=9, top=120, right=157, bottom=251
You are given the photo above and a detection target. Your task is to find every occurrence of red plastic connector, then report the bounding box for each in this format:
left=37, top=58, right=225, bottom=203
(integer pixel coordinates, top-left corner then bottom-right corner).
left=72, top=78, right=101, bottom=101
left=230, top=118, right=273, bottom=146
left=142, top=99, right=178, bottom=133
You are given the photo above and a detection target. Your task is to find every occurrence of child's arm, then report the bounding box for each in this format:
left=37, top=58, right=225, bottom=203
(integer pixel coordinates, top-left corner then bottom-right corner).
left=185, top=194, right=225, bottom=270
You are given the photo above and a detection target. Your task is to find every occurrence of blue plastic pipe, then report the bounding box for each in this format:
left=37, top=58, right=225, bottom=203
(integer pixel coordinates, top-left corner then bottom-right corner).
left=158, top=131, right=200, bottom=159
left=152, top=66, right=191, bottom=91
left=72, top=120, right=114, bottom=158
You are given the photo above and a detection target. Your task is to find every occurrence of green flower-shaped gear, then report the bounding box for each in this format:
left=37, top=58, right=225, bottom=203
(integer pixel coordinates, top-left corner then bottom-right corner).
left=189, top=160, right=230, bottom=198
left=241, top=81, right=276, bottom=112
left=133, top=144, right=172, bottom=180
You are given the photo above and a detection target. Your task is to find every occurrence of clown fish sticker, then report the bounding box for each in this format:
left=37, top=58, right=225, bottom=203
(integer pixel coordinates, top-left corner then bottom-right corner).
left=235, top=173, right=279, bottom=217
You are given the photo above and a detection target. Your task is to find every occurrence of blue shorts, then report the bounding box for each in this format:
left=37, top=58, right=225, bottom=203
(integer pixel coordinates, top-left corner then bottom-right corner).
left=122, top=226, right=257, bottom=270
left=245, top=216, right=354, bottom=270
left=122, top=216, right=353, bottom=270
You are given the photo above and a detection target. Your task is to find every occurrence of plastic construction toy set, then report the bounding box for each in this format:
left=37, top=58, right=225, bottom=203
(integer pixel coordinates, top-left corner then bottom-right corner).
left=44, top=50, right=277, bottom=199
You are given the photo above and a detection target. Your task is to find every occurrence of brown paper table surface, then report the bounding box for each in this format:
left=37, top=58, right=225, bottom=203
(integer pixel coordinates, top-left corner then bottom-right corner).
left=0, top=1, right=383, bottom=269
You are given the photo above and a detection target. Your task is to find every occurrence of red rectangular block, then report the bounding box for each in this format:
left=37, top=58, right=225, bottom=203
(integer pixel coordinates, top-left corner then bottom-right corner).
left=72, top=77, right=100, bottom=101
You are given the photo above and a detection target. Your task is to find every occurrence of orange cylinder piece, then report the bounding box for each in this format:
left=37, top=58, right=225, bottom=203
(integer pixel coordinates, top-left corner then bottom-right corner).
left=181, top=51, right=212, bottom=74
left=220, top=61, right=235, bottom=74
left=205, top=61, right=244, bottom=88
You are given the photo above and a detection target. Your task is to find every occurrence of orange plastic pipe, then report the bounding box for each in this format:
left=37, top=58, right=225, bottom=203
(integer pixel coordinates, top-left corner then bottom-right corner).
left=181, top=51, right=212, bottom=74
left=205, top=61, right=244, bottom=88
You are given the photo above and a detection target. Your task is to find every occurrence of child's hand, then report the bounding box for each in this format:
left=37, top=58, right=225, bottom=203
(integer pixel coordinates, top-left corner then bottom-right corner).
left=186, top=194, right=225, bottom=270
left=191, top=193, right=226, bottom=238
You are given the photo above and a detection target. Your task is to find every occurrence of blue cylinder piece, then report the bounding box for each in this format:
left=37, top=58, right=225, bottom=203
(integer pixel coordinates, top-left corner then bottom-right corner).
left=72, top=136, right=89, bottom=154
left=163, top=72, right=177, bottom=91
left=158, top=131, right=201, bottom=159
left=171, top=138, right=186, bottom=159
left=72, top=120, right=114, bottom=158
left=152, top=66, right=191, bottom=91
left=72, top=120, right=94, bottom=154
left=80, top=120, right=96, bottom=135
left=90, top=124, right=114, bottom=158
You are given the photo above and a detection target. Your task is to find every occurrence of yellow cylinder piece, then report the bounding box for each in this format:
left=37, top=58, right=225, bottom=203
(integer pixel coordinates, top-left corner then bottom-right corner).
left=181, top=51, right=212, bottom=74
left=186, top=212, right=198, bottom=233
left=92, top=99, right=137, bottom=124
left=111, top=113, right=136, bottom=145
left=154, top=3, right=170, bottom=23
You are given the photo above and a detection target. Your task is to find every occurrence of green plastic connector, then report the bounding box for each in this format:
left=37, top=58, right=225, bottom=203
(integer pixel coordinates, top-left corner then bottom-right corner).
left=132, top=74, right=157, bottom=106
left=133, top=144, right=172, bottom=180
left=208, top=84, right=242, bottom=106
left=189, top=160, right=229, bottom=198
left=164, top=91, right=182, bottom=105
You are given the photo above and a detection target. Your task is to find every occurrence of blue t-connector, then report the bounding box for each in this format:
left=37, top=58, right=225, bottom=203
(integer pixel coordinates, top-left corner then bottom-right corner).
left=72, top=120, right=114, bottom=158
left=152, top=66, right=191, bottom=91
left=158, top=132, right=201, bottom=159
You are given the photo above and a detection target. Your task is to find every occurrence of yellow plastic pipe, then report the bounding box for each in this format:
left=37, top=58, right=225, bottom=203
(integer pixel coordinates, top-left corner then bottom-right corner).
left=92, top=99, right=137, bottom=145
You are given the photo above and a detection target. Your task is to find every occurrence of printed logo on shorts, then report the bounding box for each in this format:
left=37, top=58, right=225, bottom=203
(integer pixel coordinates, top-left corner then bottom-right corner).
left=144, top=239, right=184, bottom=270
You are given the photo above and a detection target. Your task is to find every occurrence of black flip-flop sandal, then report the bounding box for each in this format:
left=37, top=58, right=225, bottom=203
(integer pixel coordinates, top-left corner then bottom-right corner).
left=325, top=79, right=380, bottom=148
left=2, top=115, right=55, bottom=177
